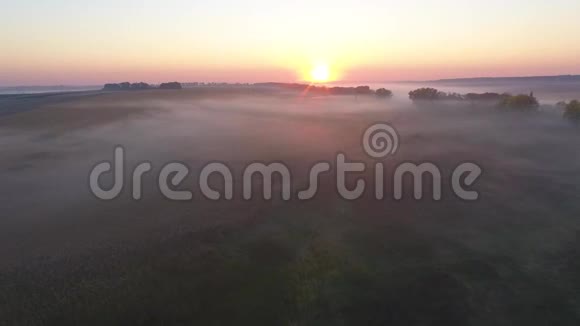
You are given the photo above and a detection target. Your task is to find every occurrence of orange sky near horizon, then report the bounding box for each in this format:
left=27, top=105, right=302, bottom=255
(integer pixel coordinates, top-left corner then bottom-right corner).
left=2, top=0, right=580, bottom=85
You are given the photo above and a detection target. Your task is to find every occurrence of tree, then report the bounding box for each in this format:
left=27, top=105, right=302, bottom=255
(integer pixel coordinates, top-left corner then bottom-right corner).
left=102, top=82, right=151, bottom=91
left=130, top=82, right=151, bottom=90
left=103, top=83, right=121, bottom=91
left=499, top=94, right=539, bottom=111
left=119, top=82, right=131, bottom=90
left=375, top=88, right=393, bottom=98
left=409, top=88, right=440, bottom=101
left=159, top=82, right=183, bottom=90
left=439, top=92, right=464, bottom=101
left=564, top=100, right=580, bottom=121
left=464, top=92, right=507, bottom=102
left=355, top=86, right=372, bottom=95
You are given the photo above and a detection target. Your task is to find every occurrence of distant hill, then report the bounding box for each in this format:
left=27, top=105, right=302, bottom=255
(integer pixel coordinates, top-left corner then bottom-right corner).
left=426, top=75, right=580, bottom=84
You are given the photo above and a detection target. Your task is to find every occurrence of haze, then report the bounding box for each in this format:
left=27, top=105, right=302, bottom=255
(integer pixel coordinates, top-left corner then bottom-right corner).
left=3, top=1, right=580, bottom=324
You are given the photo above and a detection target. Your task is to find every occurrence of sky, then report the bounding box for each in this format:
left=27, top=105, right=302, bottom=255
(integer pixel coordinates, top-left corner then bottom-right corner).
left=1, top=0, right=580, bottom=85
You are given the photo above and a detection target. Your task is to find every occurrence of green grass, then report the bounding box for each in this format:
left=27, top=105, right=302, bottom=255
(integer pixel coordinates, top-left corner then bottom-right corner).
left=3, top=205, right=580, bottom=325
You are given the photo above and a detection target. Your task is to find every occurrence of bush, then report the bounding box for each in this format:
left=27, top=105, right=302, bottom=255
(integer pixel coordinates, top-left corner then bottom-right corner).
left=564, top=100, right=580, bottom=121
left=499, top=93, right=539, bottom=111
left=375, top=88, right=393, bottom=98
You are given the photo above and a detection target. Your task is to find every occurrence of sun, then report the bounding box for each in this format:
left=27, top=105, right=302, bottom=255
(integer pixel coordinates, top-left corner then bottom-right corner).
left=310, top=64, right=330, bottom=83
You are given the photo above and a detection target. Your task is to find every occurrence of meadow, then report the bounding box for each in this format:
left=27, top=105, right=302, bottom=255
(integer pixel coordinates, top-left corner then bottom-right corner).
left=1, top=85, right=580, bottom=325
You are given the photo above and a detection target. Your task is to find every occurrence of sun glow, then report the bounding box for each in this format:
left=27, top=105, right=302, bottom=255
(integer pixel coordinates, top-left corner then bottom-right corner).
left=310, top=64, right=331, bottom=83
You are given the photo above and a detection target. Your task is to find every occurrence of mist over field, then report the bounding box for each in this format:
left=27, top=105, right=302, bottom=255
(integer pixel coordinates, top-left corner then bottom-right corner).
left=1, top=85, right=580, bottom=325
left=4, top=0, right=580, bottom=322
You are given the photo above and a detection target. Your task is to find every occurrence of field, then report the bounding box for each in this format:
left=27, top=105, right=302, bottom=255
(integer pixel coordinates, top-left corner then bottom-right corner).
left=1, top=87, right=580, bottom=325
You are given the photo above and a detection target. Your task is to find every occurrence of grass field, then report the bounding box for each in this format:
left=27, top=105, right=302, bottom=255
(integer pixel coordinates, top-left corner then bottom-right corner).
left=1, top=88, right=580, bottom=325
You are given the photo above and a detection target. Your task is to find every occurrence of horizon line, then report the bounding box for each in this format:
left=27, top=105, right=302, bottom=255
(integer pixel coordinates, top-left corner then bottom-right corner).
left=2, top=74, right=580, bottom=88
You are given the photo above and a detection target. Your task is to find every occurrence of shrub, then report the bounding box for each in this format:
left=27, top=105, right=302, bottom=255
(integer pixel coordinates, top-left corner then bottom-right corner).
left=375, top=88, right=393, bottom=98
left=564, top=100, right=580, bottom=121
left=499, top=93, right=539, bottom=111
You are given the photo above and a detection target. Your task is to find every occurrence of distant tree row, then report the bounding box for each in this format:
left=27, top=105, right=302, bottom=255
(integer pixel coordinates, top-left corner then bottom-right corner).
left=254, top=83, right=392, bottom=98
left=183, top=82, right=252, bottom=87
left=159, top=82, right=183, bottom=90
left=409, top=88, right=508, bottom=102
left=102, top=82, right=182, bottom=91
left=409, top=87, right=539, bottom=110
left=103, top=82, right=152, bottom=91
left=101, top=81, right=395, bottom=98
left=408, top=87, right=580, bottom=122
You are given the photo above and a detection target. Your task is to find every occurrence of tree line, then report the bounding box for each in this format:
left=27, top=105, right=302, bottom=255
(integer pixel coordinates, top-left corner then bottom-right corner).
left=103, top=82, right=182, bottom=91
